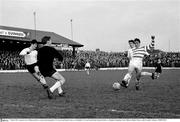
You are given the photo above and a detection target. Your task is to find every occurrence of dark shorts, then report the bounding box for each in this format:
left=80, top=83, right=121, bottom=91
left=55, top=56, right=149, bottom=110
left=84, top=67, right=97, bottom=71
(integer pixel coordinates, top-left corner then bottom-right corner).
left=85, top=66, right=90, bottom=69
left=155, top=68, right=162, bottom=73
left=26, top=63, right=37, bottom=74
left=39, top=68, right=56, bottom=77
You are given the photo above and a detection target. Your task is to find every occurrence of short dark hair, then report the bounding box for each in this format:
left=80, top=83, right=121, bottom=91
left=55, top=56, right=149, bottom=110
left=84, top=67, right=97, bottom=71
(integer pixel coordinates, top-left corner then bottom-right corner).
left=31, top=39, right=38, bottom=44
left=128, top=40, right=134, bottom=43
left=134, top=38, right=141, bottom=43
left=41, top=36, right=51, bottom=44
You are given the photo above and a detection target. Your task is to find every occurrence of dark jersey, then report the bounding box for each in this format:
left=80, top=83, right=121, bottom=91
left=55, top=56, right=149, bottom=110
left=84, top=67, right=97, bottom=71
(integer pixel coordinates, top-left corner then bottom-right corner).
left=37, top=46, right=63, bottom=70
left=155, top=62, right=162, bottom=73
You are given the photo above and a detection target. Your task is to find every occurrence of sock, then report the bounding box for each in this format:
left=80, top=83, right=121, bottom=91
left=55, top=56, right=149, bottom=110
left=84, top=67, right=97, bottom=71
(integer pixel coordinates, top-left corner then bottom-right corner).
left=135, top=79, right=140, bottom=85
left=127, top=77, right=131, bottom=83
left=123, top=73, right=131, bottom=84
left=50, top=81, right=61, bottom=93
left=39, top=76, right=47, bottom=85
left=58, top=79, right=65, bottom=94
left=156, top=73, right=160, bottom=78
left=87, top=70, right=90, bottom=75
left=58, top=86, right=63, bottom=94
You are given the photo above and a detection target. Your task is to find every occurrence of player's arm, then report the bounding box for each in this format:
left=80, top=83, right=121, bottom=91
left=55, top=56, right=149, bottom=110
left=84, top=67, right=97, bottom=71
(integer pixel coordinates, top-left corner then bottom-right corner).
left=146, top=36, right=155, bottom=51
left=34, top=50, right=38, bottom=60
left=36, top=48, right=43, bottom=66
left=127, top=49, right=133, bottom=61
left=127, top=50, right=131, bottom=59
left=19, top=48, right=30, bottom=56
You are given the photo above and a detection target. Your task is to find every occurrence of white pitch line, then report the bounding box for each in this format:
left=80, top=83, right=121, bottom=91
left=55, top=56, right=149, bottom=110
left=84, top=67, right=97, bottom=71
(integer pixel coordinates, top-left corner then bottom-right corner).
left=108, top=109, right=180, bottom=117
left=1, top=67, right=180, bottom=73
left=2, top=103, right=180, bottom=117
left=3, top=103, right=35, bottom=108
left=2, top=103, right=72, bottom=110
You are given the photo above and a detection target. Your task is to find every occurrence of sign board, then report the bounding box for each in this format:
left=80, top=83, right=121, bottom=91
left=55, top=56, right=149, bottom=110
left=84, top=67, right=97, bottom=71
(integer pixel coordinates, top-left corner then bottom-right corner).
left=0, top=29, right=28, bottom=38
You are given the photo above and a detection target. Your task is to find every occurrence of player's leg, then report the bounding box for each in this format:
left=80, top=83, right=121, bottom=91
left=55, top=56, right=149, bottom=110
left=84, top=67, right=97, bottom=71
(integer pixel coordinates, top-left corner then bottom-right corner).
left=135, top=63, right=143, bottom=90
left=141, top=71, right=152, bottom=76
left=121, top=62, right=134, bottom=88
left=156, top=73, right=161, bottom=78
left=34, top=66, right=48, bottom=89
left=141, top=71, right=156, bottom=79
left=27, top=64, right=48, bottom=89
left=87, top=68, right=90, bottom=75
left=85, top=67, right=90, bottom=75
left=50, top=71, right=66, bottom=96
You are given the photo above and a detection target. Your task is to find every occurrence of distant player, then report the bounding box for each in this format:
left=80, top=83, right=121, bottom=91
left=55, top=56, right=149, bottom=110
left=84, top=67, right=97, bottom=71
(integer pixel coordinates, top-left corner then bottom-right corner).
left=85, top=59, right=91, bottom=75
left=154, top=58, right=162, bottom=79
left=37, top=36, right=65, bottom=99
left=19, top=40, right=48, bottom=89
left=120, top=36, right=157, bottom=90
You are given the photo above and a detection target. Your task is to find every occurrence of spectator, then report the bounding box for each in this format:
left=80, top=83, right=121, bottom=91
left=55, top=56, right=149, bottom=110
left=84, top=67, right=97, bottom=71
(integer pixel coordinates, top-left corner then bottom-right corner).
left=0, top=49, right=180, bottom=70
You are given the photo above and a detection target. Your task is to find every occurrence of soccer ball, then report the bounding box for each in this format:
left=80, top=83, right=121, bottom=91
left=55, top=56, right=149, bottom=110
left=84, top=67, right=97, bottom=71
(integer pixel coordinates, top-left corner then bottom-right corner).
left=112, top=82, right=121, bottom=90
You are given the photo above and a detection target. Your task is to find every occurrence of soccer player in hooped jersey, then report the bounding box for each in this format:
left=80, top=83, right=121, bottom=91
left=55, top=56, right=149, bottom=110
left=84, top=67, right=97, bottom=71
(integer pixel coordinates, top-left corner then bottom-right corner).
left=37, top=36, right=65, bottom=99
left=120, top=37, right=156, bottom=90
left=19, top=40, right=48, bottom=89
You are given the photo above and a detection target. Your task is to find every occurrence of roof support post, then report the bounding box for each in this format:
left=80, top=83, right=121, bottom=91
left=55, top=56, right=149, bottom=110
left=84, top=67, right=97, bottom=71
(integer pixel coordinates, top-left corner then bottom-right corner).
left=72, top=46, right=76, bottom=58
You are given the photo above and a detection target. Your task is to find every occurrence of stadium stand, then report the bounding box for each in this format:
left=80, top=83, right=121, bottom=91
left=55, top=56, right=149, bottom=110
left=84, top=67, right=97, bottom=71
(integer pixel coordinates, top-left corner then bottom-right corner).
left=0, top=25, right=83, bottom=70
left=0, top=26, right=180, bottom=70
left=0, top=47, right=180, bottom=70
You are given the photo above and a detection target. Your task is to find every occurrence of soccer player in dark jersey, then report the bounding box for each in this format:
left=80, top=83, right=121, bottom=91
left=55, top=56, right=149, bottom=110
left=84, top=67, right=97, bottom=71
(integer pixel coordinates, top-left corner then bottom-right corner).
left=154, top=58, right=162, bottom=79
left=37, top=36, right=65, bottom=99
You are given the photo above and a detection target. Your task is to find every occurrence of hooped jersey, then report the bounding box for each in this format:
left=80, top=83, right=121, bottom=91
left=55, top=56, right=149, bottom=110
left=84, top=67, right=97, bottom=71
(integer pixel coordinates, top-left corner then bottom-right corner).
left=132, top=46, right=149, bottom=59
left=131, top=40, right=154, bottom=61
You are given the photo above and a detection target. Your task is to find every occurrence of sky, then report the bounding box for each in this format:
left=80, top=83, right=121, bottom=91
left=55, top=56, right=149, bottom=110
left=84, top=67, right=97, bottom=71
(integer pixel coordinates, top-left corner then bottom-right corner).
left=0, top=0, right=180, bottom=52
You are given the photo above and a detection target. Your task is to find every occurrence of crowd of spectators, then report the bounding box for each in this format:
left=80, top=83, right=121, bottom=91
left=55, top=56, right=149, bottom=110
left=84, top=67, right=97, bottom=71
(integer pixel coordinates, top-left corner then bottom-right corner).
left=0, top=50, right=25, bottom=70
left=0, top=49, right=180, bottom=70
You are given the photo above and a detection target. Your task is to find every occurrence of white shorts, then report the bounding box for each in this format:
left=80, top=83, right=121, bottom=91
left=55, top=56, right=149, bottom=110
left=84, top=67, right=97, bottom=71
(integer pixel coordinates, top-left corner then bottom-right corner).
left=129, top=58, right=143, bottom=72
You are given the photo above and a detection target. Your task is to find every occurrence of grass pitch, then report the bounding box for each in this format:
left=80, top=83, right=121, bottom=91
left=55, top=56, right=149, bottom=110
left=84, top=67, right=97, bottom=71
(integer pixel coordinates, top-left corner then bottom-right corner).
left=0, top=69, right=180, bottom=118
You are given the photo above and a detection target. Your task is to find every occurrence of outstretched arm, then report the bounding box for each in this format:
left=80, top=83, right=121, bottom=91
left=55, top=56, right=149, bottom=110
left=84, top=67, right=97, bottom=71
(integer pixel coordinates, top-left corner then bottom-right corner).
left=146, top=36, right=155, bottom=51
